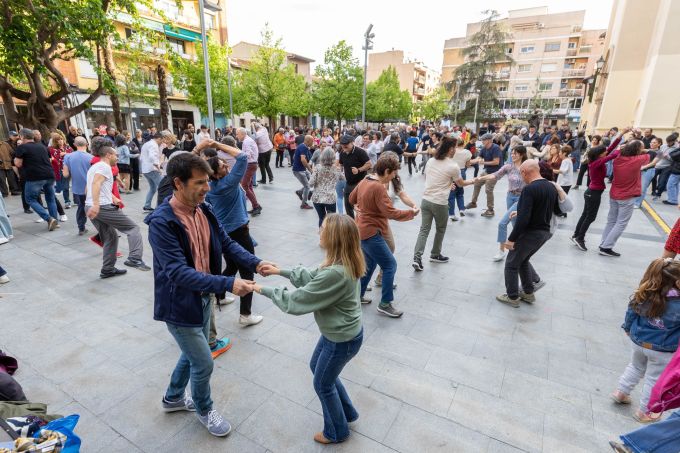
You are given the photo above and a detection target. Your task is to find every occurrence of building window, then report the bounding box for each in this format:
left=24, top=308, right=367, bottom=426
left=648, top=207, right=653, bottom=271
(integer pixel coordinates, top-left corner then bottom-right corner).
left=506, top=47, right=513, bottom=54
left=541, top=63, right=557, bottom=72
left=567, top=42, right=577, bottom=49
left=579, top=45, right=592, bottom=54
left=497, top=85, right=507, bottom=92
left=520, top=45, right=535, bottom=54
left=167, top=38, right=185, bottom=54
left=539, top=82, right=553, bottom=91
left=544, top=42, right=561, bottom=52
left=515, top=84, right=528, bottom=92
left=517, top=64, right=532, bottom=73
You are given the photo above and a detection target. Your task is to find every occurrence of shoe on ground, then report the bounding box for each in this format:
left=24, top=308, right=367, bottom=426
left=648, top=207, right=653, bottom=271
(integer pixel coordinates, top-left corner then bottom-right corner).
left=143, top=206, right=154, bottom=212
left=610, top=390, right=631, bottom=404
left=662, top=200, right=676, bottom=205
left=365, top=285, right=372, bottom=292
left=481, top=209, right=495, bottom=217
left=300, top=203, right=313, bottom=210
left=249, top=207, right=262, bottom=215
left=59, top=215, right=68, bottom=222
left=519, top=292, right=536, bottom=304
left=449, top=215, right=459, bottom=222
left=217, top=295, right=235, bottom=306
left=210, top=337, right=232, bottom=359
left=377, top=303, right=403, bottom=318
left=162, top=392, right=196, bottom=412
left=197, top=409, right=232, bottom=437
left=412, top=257, right=424, bottom=271
left=47, top=218, right=58, bottom=230
left=295, top=189, right=303, bottom=201
left=496, top=294, right=520, bottom=308
left=0, top=275, right=9, bottom=284
left=35, top=217, right=45, bottom=223
left=465, top=202, right=477, bottom=209
left=571, top=236, right=588, bottom=251
left=269, top=179, right=274, bottom=184
left=78, top=228, right=89, bottom=236
left=124, top=258, right=151, bottom=271
left=429, top=254, right=450, bottom=263
left=492, top=250, right=507, bottom=262
left=533, top=280, right=547, bottom=292
left=0, top=237, right=8, bottom=245
left=64, top=202, right=72, bottom=209
left=599, top=247, right=621, bottom=257
left=24, top=209, right=33, bottom=214
left=459, top=211, right=466, bottom=217
left=90, top=235, right=103, bottom=247
left=608, top=441, right=633, bottom=453
left=239, top=314, right=263, bottom=326
left=360, top=296, right=372, bottom=304
left=633, top=205, right=640, bottom=209
left=313, top=432, right=333, bottom=444
left=634, top=409, right=661, bottom=424
left=374, top=280, right=396, bottom=289
left=257, top=179, right=266, bottom=184
left=100, top=268, right=127, bottom=279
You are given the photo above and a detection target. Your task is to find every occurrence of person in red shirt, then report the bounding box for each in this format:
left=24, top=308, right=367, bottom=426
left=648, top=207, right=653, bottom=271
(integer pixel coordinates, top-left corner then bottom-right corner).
left=48, top=132, right=73, bottom=209
left=599, top=139, right=650, bottom=257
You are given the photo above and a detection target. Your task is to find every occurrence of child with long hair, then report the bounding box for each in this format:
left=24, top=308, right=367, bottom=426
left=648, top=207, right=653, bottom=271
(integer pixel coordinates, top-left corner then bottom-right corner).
left=612, top=258, right=680, bottom=423
left=253, top=214, right=365, bottom=444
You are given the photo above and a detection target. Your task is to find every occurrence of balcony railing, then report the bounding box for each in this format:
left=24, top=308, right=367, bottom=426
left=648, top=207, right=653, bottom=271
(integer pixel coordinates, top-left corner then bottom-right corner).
left=563, top=68, right=586, bottom=78
left=566, top=49, right=578, bottom=57
left=559, top=88, right=583, bottom=97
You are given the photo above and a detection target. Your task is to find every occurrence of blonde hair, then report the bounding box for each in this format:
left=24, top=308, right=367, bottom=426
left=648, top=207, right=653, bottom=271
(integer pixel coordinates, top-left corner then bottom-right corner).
left=50, top=132, right=65, bottom=147
left=320, top=214, right=365, bottom=279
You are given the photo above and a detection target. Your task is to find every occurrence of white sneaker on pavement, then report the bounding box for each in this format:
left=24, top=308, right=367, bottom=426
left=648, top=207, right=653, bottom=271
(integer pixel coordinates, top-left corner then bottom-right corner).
left=59, top=215, right=68, bottom=222
left=239, top=314, right=263, bottom=326
left=197, top=409, right=232, bottom=437
left=492, top=250, right=507, bottom=262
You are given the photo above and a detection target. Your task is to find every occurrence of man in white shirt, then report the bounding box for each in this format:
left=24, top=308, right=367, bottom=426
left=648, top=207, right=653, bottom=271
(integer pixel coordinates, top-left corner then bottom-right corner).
left=141, top=132, right=162, bottom=212
left=252, top=123, right=274, bottom=184
left=86, top=143, right=149, bottom=278
left=236, top=127, right=262, bottom=215
left=195, top=125, right=211, bottom=145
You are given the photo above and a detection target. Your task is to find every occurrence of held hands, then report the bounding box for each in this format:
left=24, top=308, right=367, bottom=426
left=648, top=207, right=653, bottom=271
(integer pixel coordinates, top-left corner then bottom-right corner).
left=256, top=261, right=280, bottom=277
left=232, top=279, right=256, bottom=296
left=412, top=206, right=420, bottom=216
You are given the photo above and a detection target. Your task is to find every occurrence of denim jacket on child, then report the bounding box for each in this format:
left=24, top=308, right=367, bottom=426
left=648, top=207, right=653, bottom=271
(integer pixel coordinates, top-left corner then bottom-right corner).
left=622, top=290, right=680, bottom=353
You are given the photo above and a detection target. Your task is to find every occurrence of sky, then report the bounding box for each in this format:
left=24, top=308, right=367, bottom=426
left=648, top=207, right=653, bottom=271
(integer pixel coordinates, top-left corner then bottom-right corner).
left=226, top=0, right=614, bottom=72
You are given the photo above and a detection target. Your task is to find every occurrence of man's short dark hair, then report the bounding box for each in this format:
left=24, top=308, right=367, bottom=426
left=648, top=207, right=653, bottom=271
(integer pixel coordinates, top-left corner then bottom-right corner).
left=166, top=153, right=213, bottom=190
left=19, top=128, right=34, bottom=140
left=90, top=136, right=110, bottom=156
left=99, top=146, right=116, bottom=158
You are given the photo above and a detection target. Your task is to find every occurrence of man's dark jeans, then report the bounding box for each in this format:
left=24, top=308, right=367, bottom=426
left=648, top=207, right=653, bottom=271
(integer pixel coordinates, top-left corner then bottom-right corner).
left=504, top=229, right=551, bottom=298
left=73, top=193, right=87, bottom=232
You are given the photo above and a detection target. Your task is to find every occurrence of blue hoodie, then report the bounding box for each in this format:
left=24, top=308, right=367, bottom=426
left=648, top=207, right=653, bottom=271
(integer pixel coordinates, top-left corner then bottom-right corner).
left=623, top=291, right=680, bottom=353
left=205, top=152, right=248, bottom=234
left=145, top=199, right=261, bottom=327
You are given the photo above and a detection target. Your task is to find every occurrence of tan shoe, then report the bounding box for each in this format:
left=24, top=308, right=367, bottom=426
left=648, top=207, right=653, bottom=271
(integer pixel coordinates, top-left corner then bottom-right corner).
left=634, top=409, right=661, bottom=424
left=314, top=432, right=332, bottom=444
left=610, top=390, right=631, bottom=404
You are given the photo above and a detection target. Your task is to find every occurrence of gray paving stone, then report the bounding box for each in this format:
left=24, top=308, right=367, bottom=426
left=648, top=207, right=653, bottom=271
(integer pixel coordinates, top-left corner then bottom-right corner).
left=104, top=436, right=145, bottom=453
left=17, top=373, right=74, bottom=413
left=371, top=360, right=457, bottom=417
left=447, top=385, right=544, bottom=452
left=471, top=334, right=550, bottom=379
left=383, top=404, right=492, bottom=452
left=425, top=346, right=506, bottom=396
left=22, top=338, right=110, bottom=385
left=363, top=328, right=434, bottom=369
left=542, top=413, right=610, bottom=452
left=251, top=352, right=316, bottom=406
left=212, top=334, right=278, bottom=379
left=256, top=321, right=319, bottom=362
left=338, top=347, right=389, bottom=387
left=407, top=317, right=477, bottom=355
left=551, top=313, right=626, bottom=346
left=208, top=369, right=273, bottom=427
left=547, top=354, right=621, bottom=397
left=161, top=428, right=267, bottom=453
left=56, top=402, right=121, bottom=453
left=512, top=323, right=587, bottom=358
left=486, top=439, right=528, bottom=453
left=585, top=339, right=632, bottom=373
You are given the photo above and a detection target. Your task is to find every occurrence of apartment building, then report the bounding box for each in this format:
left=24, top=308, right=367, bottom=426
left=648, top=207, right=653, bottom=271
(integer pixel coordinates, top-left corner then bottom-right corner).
left=442, top=7, right=606, bottom=127
left=580, top=0, right=680, bottom=136
left=367, top=50, right=441, bottom=103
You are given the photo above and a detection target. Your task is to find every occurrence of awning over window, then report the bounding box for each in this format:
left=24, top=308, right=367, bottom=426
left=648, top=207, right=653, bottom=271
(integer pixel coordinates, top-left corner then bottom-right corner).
left=163, top=25, right=201, bottom=42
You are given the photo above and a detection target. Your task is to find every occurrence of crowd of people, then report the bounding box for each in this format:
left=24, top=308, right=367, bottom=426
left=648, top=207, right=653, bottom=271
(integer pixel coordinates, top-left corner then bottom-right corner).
left=1, top=117, right=679, bottom=450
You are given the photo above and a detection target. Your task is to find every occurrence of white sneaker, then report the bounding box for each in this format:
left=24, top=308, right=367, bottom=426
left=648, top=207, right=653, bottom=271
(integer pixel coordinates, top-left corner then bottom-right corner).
left=34, top=217, right=44, bottom=223
left=0, top=275, right=9, bottom=284
left=218, top=296, right=235, bottom=306
left=492, top=250, right=507, bottom=262
left=0, top=237, right=8, bottom=245
left=239, top=314, right=263, bottom=326
left=59, top=215, right=68, bottom=222
left=449, top=215, right=459, bottom=221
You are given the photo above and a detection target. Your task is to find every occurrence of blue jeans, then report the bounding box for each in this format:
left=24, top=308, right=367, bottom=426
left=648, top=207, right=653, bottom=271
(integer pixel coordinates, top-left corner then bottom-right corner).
left=448, top=169, right=466, bottom=216
left=165, top=295, right=214, bottom=415
left=635, top=168, right=656, bottom=207
left=666, top=173, right=680, bottom=204
left=143, top=171, right=162, bottom=209
left=56, top=172, right=71, bottom=204
left=24, top=179, right=58, bottom=221
left=621, top=411, right=680, bottom=453
left=335, top=180, right=346, bottom=214
left=313, top=203, right=336, bottom=227
left=252, top=170, right=258, bottom=187
left=73, top=194, right=87, bottom=232
left=360, top=233, right=396, bottom=304
left=497, top=193, right=521, bottom=243
left=310, top=330, right=363, bottom=442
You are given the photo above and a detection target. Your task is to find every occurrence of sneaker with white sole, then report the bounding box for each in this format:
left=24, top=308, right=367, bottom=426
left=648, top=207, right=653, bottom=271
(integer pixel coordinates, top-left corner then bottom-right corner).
left=492, top=250, right=507, bottom=262
left=518, top=292, right=536, bottom=304
left=35, top=217, right=45, bottom=223
left=217, top=296, right=235, bottom=306
left=0, top=275, right=9, bottom=284
left=47, top=218, right=58, bottom=231
left=365, top=285, right=372, bottom=292
left=377, top=303, right=403, bottom=318
left=197, top=409, right=232, bottom=437
left=496, top=294, right=520, bottom=308
left=162, top=392, right=196, bottom=412
left=429, top=254, right=449, bottom=263
left=412, top=257, right=423, bottom=271
left=533, top=280, right=547, bottom=292
left=360, top=296, right=372, bottom=304
left=59, top=215, right=68, bottom=222
left=239, top=314, right=263, bottom=326
left=449, top=215, right=459, bottom=222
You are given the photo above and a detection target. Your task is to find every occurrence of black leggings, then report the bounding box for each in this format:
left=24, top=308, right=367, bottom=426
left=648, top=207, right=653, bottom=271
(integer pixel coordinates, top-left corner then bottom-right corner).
left=218, top=224, right=255, bottom=315
left=275, top=150, right=285, bottom=167
left=575, top=164, right=588, bottom=186
left=573, top=189, right=603, bottom=241
left=258, top=150, right=273, bottom=182
left=406, top=155, right=416, bottom=175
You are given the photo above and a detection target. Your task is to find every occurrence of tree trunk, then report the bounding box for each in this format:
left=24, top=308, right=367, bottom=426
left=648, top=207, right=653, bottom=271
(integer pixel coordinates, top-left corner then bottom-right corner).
left=100, top=41, right=124, bottom=131
left=157, top=65, right=170, bottom=130
left=268, top=115, right=276, bottom=138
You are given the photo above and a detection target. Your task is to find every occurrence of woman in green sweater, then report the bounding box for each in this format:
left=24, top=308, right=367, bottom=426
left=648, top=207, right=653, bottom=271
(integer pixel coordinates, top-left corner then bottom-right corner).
left=253, top=213, right=365, bottom=444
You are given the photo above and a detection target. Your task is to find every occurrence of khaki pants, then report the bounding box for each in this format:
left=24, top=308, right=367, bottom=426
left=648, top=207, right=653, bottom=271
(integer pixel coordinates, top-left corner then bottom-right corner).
left=470, top=171, right=498, bottom=210
left=413, top=199, right=449, bottom=260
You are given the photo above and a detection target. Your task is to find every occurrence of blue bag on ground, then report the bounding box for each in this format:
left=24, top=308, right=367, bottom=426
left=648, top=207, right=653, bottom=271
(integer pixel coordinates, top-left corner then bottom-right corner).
left=35, top=414, right=81, bottom=453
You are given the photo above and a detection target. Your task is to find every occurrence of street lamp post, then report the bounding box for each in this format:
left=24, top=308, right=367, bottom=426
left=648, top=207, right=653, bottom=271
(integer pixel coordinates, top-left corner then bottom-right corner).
left=453, top=78, right=461, bottom=124
left=473, top=93, right=480, bottom=133
left=227, top=50, right=234, bottom=127
left=361, top=24, right=374, bottom=129
left=197, top=0, right=215, bottom=139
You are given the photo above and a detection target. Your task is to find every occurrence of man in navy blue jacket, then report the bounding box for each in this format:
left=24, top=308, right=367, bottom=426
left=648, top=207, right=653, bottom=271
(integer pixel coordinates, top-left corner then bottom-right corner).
left=146, top=153, right=275, bottom=438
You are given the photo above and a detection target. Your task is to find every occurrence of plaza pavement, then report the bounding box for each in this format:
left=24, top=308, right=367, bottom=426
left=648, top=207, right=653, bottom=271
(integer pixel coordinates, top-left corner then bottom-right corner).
left=0, top=163, right=675, bottom=453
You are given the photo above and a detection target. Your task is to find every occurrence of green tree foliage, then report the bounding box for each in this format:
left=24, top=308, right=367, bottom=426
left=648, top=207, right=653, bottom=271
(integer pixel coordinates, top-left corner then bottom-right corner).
left=239, top=26, right=310, bottom=130
left=115, top=57, right=159, bottom=131
left=312, top=40, right=362, bottom=127
left=414, top=86, right=451, bottom=122
left=0, top=0, right=149, bottom=135
left=365, top=66, right=412, bottom=122
left=453, top=10, right=512, bottom=127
